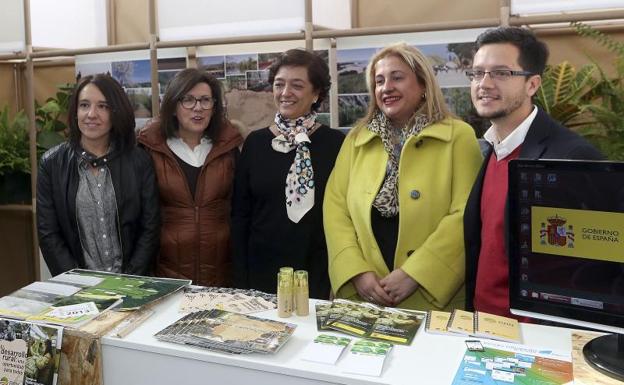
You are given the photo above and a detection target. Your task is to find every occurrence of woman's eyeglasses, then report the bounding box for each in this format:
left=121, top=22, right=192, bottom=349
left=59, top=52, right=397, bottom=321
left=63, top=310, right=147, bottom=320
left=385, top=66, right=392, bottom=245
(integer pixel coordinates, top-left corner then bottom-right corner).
left=465, top=69, right=535, bottom=82
left=179, top=95, right=215, bottom=110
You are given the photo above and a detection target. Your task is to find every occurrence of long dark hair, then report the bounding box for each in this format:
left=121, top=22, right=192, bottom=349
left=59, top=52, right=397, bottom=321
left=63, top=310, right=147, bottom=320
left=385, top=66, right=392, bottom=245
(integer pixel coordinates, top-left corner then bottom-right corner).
left=68, top=74, right=136, bottom=153
left=159, top=68, right=226, bottom=140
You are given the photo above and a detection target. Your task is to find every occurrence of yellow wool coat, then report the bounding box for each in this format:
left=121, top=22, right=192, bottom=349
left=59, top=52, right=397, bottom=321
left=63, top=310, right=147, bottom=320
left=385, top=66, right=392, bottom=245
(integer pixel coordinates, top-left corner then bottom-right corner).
left=323, top=118, right=482, bottom=310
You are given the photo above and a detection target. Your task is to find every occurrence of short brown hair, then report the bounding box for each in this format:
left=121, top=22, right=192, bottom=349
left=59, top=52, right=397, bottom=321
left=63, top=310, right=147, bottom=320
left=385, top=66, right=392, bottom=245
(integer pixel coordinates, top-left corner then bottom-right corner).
left=268, top=49, right=331, bottom=112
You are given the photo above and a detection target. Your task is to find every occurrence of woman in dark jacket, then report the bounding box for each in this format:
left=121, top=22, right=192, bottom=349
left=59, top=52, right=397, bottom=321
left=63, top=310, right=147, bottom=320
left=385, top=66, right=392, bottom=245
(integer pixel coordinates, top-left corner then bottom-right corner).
left=37, top=74, right=160, bottom=276
left=138, top=69, right=242, bottom=286
left=231, top=49, right=344, bottom=299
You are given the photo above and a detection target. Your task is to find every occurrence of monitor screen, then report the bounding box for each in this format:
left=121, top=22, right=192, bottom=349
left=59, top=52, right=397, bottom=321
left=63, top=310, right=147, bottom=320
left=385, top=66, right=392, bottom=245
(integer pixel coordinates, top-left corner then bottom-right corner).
left=508, top=159, right=624, bottom=334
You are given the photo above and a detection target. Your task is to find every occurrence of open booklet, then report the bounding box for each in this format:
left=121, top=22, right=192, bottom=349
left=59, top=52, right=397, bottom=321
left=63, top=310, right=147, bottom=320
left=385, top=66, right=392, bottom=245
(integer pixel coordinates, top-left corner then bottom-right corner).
left=0, top=318, right=63, bottom=385
left=0, top=269, right=190, bottom=328
left=318, top=299, right=426, bottom=346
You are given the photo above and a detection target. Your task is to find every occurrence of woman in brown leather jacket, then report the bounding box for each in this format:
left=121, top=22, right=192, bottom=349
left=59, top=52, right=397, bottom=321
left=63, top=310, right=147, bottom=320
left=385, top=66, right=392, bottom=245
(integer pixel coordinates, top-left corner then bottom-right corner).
left=138, top=69, right=242, bottom=286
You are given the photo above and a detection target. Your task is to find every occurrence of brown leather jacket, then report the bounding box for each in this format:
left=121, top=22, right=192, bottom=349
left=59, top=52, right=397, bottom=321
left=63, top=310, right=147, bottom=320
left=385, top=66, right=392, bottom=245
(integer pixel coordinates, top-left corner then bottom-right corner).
left=138, top=120, right=242, bottom=286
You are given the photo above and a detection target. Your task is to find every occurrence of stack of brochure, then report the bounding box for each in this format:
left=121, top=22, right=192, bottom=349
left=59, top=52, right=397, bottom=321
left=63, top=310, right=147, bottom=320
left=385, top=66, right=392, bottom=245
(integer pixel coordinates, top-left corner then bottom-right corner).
left=179, top=287, right=276, bottom=314
left=155, top=309, right=296, bottom=354
left=315, top=299, right=425, bottom=346
left=300, top=334, right=352, bottom=365
left=340, top=339, right=393, bottom=377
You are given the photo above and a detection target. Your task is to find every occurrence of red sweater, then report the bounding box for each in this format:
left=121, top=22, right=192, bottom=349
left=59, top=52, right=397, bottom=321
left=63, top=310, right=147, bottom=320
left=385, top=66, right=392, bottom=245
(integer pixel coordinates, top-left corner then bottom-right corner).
left=473, top=146, right=521, bottom=318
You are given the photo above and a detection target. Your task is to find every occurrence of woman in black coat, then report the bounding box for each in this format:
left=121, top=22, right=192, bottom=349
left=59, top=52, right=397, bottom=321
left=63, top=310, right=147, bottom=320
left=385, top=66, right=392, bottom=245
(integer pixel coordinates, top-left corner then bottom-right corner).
left=37, top=74, right=160, bottom=276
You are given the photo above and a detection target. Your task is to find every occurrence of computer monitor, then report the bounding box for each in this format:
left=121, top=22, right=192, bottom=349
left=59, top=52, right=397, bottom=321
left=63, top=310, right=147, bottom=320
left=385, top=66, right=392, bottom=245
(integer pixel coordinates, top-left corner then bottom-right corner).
left=508, top=159, right=624, bottom=381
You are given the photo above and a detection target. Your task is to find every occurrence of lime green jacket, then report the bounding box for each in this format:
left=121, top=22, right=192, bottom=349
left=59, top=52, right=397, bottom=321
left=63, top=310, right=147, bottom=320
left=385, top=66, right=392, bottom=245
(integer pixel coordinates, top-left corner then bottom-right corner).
left=323, top=118, right=482, bottom=311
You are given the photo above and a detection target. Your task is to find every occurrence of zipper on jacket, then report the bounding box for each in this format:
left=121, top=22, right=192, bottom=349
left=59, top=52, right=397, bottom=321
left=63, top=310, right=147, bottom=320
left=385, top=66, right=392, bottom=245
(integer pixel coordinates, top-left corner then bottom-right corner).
left=195, top=205, right=200, bottom=283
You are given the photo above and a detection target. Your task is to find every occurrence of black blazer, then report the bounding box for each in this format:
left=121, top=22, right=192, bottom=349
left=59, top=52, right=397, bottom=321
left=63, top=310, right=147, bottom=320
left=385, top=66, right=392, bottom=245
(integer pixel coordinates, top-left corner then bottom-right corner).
left=463, top=108, right=604, bottom=310
left=37, top=142, right=161, bottom=276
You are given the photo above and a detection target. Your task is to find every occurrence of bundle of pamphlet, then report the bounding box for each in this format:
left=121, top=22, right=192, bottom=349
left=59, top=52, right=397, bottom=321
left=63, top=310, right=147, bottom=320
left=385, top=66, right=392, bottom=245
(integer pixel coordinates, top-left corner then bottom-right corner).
left=424, top=309, right=522, bottom=343
left=301, top=334, right=393, bottom=376
left=0, top=269, right=190, bottom=328
left=155, top=309, right=296, bottom=354
left=300, top=334, right=393, bottom=377
left=179, top=286, right=276, bottom=314
left=315, top=299, right=425, bottom=345
left=0, top=318, right=63, bottom=385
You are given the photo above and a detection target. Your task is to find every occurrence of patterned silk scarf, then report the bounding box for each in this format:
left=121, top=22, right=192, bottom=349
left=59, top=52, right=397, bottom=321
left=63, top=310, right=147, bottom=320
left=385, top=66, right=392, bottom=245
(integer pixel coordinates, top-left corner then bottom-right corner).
left=368, top=112, right=432, bottom=217
left=271, top=112, right=318, bottom=223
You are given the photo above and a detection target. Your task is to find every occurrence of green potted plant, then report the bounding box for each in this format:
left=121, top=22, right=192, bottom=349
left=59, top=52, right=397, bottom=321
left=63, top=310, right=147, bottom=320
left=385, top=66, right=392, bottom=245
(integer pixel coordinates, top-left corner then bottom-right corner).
left=0, top=83, right=73, bottom=204
left=534, top=61, right=597, bottom=128
left=571, top=22, right=624, bottom=160
left=0, top=106, right=31, bottom=204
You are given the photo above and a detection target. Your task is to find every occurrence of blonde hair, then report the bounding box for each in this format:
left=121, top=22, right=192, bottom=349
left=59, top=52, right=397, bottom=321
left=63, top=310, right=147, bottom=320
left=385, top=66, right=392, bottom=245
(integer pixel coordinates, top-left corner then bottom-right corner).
left=359, top=42, right=451, bottom=128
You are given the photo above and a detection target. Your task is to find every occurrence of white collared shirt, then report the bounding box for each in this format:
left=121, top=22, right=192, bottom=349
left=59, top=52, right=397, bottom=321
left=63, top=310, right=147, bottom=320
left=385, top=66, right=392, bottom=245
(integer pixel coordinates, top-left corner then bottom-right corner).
left=483, top=106, right=538, bottom=160
left=166, top=136, right=213, bottom=167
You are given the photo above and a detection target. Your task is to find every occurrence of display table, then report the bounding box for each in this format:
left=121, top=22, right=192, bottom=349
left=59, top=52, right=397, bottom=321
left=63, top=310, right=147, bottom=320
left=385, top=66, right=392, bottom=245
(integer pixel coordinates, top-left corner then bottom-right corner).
left=101, top=293, right=573, bottom=385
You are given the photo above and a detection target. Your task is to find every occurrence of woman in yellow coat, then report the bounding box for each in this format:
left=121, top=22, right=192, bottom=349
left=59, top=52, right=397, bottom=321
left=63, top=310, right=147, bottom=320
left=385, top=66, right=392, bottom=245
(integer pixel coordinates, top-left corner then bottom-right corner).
left=324, top=43, right=482, bottom=310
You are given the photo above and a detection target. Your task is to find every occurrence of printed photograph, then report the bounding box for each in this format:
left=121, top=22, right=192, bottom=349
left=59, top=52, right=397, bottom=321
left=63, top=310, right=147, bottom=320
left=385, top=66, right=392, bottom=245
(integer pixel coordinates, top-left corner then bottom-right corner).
left=418, top=43, right=473, bottom=88
left=111, top=59, right=151, bottom=88
left=317, top=113, right=330, bottom=127
left=198, top=56, right=225, bottom=79
left=258, top=52, right=282, bottom=70
left=225, top=53, right=258, bottom=76
left=75, top=62, right=112, bottom=80
left=441, top=86, right=488, bottom=136
left=338, top=94, right=370, bottom=128
left=125, top=87, right=152, bottom=118
left=157, top=57, right=186, bottom=92
left=224, top=74, right=247, bottom=92
left=337, top=47, right=377, bottom=94
left=246, top=70, right=271, bottom=92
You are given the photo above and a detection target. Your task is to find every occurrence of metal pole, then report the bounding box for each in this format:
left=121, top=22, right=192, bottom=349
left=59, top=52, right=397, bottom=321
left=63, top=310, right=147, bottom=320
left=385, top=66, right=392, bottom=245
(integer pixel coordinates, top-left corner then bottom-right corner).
left=106, top=0, right=116, bottom=45
left=510, top=10, right=624, bottom=26
left=304, top=0, right=313, bottom=51
left=30, top=43, right=150, bottom=59
left=23, top=0, right=39, bottom=281
left=148, top=0, right=159, bottom=118
left=499, top=0, right=510, bottom=27
left=328, top=38, right=339, bottom=129
left=312, top=18, right=501, bottom=38
left=350, top=0, right=358, bottom=29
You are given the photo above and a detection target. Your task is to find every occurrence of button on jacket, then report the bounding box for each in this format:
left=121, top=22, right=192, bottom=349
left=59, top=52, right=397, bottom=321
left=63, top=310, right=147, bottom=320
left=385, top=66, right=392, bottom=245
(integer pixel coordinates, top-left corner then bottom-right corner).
left=37, top=142, right=160, bottom=276
left=324, top=118, right=482, bottom=310
left=138, top=120, right=242, bottom=286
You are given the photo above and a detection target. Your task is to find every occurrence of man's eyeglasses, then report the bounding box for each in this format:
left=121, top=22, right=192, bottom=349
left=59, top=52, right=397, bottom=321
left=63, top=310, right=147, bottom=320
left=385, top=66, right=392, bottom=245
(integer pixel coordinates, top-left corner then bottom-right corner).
left=179, top=95, right=215, bottom=110
left=465, top=69, right=535, bottom=82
